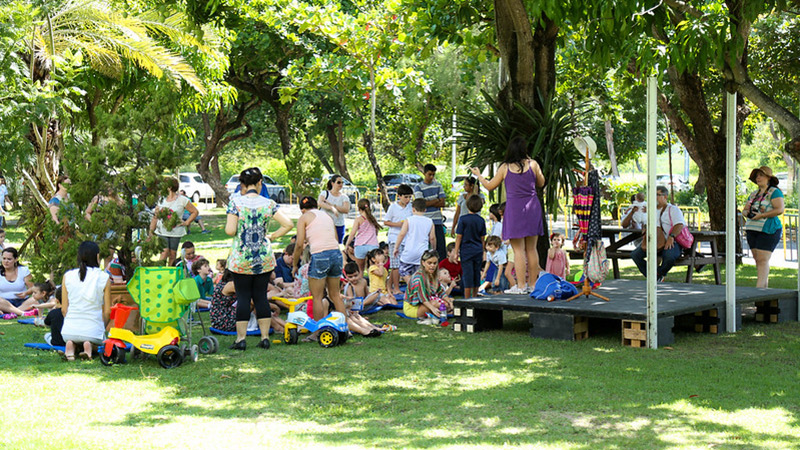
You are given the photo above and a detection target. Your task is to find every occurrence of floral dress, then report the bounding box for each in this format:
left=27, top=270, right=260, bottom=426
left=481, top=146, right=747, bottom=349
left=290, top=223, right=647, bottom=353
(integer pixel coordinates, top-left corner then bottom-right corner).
left=209, top=282, right=236, bottom=332
left=226, top=195, right=279, bottom=275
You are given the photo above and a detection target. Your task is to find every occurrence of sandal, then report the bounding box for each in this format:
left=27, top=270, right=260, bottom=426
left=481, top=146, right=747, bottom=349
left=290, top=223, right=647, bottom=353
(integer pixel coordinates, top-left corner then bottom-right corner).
left=78, top=352, right=92, bottom=361
left=380, top=323, right=397, bottom=332
left=59, top=351, right=75, bottom=362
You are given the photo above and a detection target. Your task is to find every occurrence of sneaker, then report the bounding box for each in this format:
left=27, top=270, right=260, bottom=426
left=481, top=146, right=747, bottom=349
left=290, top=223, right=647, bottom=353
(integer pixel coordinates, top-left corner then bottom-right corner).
left=477, top=290, right=487, bottom=296
left=201, top=230, right=210, bottom=234
left=416, top=317, right=435, bottom=325
left=23, top=309, right=39, bottom=317
left=504, top=286, right=525, bottom=295
left=657, top=275, right=666, bottom=282
left=2, top=313, right=17, bottom=320
left=44, top=332, right=53, bottom=345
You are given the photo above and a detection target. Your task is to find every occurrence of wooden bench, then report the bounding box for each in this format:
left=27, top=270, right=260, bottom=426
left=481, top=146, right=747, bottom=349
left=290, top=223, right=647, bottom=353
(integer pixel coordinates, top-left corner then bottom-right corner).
left=569, top=227, right=727, bottom=284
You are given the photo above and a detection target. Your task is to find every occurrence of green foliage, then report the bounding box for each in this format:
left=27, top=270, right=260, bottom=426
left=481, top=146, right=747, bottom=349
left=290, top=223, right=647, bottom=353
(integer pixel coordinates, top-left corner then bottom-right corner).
left=599, top=179, right=644, bottom=219
left=458, top=90, right=582, bottom=214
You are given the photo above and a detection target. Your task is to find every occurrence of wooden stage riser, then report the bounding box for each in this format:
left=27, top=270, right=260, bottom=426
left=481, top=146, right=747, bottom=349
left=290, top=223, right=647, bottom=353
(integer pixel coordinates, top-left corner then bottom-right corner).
left=755, top=299, right=798, bottom=324
left=452, top=306, right=752, bottom=347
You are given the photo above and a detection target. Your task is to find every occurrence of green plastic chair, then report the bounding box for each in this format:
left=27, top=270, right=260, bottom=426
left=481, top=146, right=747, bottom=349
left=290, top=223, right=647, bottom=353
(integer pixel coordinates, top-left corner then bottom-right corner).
left=126, top=267, right=200, bottom=333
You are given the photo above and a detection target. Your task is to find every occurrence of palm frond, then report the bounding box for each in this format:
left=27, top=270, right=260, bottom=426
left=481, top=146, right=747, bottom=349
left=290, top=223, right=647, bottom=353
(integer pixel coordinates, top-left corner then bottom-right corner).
left=458, top=90, right=584, bottom=214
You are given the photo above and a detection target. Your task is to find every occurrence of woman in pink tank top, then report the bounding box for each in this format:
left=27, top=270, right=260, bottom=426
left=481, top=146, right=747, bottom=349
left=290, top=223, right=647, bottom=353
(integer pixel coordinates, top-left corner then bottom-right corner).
left=346, top=198, right=382, bottom=273
left=291, top=197, right=345, bottom=320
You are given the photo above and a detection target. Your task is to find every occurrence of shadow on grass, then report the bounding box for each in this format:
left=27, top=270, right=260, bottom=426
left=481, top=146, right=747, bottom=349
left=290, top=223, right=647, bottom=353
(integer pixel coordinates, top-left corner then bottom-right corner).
left=2, top=310, right=799, bottom=448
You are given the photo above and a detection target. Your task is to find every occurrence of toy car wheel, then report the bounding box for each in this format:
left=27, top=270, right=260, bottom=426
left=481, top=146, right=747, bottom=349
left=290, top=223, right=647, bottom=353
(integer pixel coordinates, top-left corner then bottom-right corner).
left=114, top=347, right=127, bottom=364
left=285, top=328, right=298, bottom=345
left=191, top=344, right=199, bottom=362
left=198, top=336, right=216, bottom=354
left=208, top=336, right=219, bottom=353
left=157, top=345, right=184, bottom=369
left=318, top=327, right=339, bottom=348
left=338, top=331, right=349, bottom=345
left=99, top=346, right=119, bottom=366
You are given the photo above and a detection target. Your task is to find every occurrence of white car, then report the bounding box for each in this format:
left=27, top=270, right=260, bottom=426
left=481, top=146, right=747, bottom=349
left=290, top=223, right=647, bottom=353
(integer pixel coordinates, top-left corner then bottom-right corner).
left=656, top=174, right=690, bottom=191
left=179, top=172, right=215, bottom=202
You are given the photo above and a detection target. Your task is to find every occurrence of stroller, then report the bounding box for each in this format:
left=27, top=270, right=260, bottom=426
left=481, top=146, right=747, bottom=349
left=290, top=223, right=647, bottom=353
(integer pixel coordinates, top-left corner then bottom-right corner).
left=101, top=265, right=219, bottom=368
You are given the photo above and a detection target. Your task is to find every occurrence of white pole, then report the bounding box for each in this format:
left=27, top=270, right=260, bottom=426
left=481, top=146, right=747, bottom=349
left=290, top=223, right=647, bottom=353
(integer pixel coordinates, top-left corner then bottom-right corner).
left=646, top=77, right=658, bottom=349
left=451, top=113, right=457, bottom=183
left=726, top=92, right=737, bottom=332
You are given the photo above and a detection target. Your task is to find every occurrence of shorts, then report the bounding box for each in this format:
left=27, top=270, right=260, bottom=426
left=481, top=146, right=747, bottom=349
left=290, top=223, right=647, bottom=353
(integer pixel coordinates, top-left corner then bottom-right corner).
left=308, top=249, right=344, bottom=279
left=746, top=228, right=782, bottom=252
left=354, top=244, right=378, bottom=260
left=403, top=300, right=420, bottom=318
left=388, top=242, right=403, bottom=269
left=335, top=225, right=346, bottom=244
left=6, top=297, right=26, bottom=308
left=461, top=254, right=483, bottom=288
left=399, top=262, right=419, bottom=278
left=61, top=333, right=104, bottom=345
left=158, top=235, right=181, bottom=251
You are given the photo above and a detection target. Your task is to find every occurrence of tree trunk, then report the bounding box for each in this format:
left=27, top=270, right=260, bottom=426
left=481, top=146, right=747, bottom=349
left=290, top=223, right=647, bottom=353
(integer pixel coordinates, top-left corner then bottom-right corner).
left=196, top=98, right=260, bottom=206
left=304, top=130, right=336, bottom=174
left=363, top=132, right=388, bottom=208
left=604, top=120, right=620, bottom=177
left=326, top=121, right=351, bottom=180
left=494, top=0, right=537, bottom=114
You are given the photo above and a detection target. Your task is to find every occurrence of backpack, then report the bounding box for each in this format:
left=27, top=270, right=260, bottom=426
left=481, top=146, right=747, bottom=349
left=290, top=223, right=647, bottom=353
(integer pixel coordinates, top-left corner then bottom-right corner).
left=586, top=241, right=610, bottom=283
left=530, top=272, right=579, bottom=301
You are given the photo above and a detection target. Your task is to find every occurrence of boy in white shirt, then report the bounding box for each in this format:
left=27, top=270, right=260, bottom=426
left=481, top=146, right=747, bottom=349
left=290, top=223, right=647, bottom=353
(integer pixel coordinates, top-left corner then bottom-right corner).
left=393, top=199, right=436, bottom=285
left=383, top=184, right=414, bottom=295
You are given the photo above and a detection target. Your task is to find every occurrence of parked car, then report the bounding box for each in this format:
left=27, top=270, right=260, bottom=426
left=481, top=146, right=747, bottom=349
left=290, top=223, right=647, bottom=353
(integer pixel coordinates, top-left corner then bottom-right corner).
left=179, top=172, right=215, bottom=202
left=224, top=175, right=288, bottom=203
left=451, top=174, right=470, bottom=191
left=383, top=173, right=423, bottom=201
left=656, top=174, right=690, bottom=191
left=320, top=174, right=360, bottom=204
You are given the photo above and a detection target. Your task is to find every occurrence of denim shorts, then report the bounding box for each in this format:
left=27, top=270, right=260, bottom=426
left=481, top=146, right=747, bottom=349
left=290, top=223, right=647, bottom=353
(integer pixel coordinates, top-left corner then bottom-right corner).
left=308, top=249, right=344, bottom=279
left=746, top=228, right=782, bottom=252
left=354, top=244, right=378, bottom=260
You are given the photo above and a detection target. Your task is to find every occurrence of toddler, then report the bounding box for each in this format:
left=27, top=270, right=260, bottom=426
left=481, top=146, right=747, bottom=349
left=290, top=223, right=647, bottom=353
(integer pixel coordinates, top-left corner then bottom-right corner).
left=481, top=235, right=515, bottom=294
left=30, top=280, right=57, bottom=321
left=213, top=259, right=227, bottom=284
left=366, top=249, right=397, bottom=306
left=545, top=233, right=570, bottom=279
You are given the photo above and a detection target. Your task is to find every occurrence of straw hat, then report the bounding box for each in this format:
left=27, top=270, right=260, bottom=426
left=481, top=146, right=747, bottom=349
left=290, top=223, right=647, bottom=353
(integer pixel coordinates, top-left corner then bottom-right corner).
left=749, top=165, right=779, bottom=186
left=573, top=136, right=597, bottom=159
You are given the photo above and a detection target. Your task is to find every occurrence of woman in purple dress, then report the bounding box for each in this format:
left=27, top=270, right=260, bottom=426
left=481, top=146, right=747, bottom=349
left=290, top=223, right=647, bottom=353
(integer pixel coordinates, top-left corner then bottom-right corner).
left=472, top=136, right=545, bottom=294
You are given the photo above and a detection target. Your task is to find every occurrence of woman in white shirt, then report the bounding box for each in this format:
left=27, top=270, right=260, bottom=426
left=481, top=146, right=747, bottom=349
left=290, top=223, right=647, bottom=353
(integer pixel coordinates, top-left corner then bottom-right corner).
left=318, top=175, right=351, bottom=244
left=60, top=241, right=111, bottom=361
left=0, top=247, right=35, bottom=318
left=149, top=177, right=199, bottom=265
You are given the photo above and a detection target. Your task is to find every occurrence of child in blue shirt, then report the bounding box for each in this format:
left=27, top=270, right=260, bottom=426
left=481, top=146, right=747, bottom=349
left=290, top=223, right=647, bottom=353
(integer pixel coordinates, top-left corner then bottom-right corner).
left=453, top=195, right=486, bottom=299
left=192, top=258, right=213, bottom=308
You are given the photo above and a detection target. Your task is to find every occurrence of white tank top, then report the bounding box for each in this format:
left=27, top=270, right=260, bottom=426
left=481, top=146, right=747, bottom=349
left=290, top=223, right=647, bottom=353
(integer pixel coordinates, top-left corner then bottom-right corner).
left=400, top=215, right=434, bottom=265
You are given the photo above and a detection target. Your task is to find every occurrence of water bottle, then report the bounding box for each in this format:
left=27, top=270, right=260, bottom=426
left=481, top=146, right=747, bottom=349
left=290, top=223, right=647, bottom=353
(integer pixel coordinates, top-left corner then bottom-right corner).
left=439, top=300, right=448, bottom=325
left=553, top=284, right=562, bottom=301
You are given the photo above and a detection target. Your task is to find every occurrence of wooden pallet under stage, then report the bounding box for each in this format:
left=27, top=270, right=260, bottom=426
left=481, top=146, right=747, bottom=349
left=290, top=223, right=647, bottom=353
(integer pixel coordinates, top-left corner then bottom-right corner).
left=452, top=279, right=798, bottom=347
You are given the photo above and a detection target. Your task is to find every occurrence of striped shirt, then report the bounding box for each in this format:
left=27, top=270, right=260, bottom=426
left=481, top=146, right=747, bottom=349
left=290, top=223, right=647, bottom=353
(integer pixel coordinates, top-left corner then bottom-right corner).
left=413, top=180, right=445, bottom=225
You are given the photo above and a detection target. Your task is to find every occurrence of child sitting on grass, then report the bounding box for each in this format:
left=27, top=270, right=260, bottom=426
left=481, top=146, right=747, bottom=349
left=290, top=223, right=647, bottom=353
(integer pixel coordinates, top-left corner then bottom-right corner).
left=342, top=262, right=379, bottom=309
left=213, top=259, right=226, bottom=284
left=438, top=242, right=463, bottom=297
left=192, top=258, right=213, bottom=309
left=29, top=280, right=56, bottom=317
left=44, top=286, right=65, bottom=347
left=437, top=268, right=456, bottom=310
left=366, top=248, right=398, bottom=306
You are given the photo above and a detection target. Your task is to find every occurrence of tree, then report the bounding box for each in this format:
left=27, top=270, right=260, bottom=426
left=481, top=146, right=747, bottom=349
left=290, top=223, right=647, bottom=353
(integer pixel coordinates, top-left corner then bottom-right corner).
left=2, top=0, right=207, bottom=250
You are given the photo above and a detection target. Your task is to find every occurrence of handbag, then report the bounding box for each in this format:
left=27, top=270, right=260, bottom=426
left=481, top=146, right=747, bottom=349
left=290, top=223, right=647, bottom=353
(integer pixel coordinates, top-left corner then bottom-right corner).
left=666, top=206, right=694, bottom=248
left=586, top=241, right=610, bottom=283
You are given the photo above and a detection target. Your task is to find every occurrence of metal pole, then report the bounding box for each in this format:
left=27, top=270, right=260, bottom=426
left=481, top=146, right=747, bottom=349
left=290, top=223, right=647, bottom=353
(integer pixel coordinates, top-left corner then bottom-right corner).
left=451, top=113, right=457, bottom=184
left=646, top=77, right=658, bottom=349
left=726, top=92, right=737, bottom=332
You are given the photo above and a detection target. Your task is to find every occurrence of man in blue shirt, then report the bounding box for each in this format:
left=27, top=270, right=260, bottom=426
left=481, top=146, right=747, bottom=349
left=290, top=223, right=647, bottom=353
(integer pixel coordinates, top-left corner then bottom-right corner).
left=274, top=243, right=295, bottom=285
left=413, top=164, right=447, bottom=260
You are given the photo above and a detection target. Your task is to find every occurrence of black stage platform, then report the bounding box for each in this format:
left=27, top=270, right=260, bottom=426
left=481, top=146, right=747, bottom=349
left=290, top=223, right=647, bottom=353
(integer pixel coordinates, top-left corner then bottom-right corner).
left=452, top=279, right=798, bottom=346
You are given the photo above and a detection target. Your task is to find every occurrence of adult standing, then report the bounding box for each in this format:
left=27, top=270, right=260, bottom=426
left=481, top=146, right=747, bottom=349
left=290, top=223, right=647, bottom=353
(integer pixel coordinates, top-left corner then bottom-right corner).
left=60, top=241, right=111, bottom=360
left=318, top=175, right=351, bottom=244
left=49, top=175, right=71, bottom=223
left=451, top=176, right=486, bottom=237
left=149, top=177, right=199, bottom=265
left=414, top=164, right=447, bottom=260
left=742, top=165, right=784, bottom=288
left=472, top=137, right=546, bottom=293
left=0, top=247, right=35, bottom=318
left=0, top=175, right=8, bottom=227
left=292, top=196, right=345, bottom=321
left=630, top=186, right=687, bottom=282
left=225, top=167, right=294, bottom=350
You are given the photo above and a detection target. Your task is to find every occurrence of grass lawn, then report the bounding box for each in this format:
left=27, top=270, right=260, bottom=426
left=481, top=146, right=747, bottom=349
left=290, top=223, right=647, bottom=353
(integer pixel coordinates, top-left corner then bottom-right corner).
left=1, top=210, right=799, bottom=448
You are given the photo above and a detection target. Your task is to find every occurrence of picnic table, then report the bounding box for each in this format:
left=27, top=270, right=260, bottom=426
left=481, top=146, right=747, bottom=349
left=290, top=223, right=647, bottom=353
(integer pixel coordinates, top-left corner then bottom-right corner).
left=569, top=227, right=727, bottom=284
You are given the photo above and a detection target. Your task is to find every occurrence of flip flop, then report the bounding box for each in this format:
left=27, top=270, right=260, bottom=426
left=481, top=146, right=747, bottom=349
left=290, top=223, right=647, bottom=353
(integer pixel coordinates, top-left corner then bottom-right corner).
left=78, top=352, right=92, bottom=361
left=59, top=351, right=75, bottom=362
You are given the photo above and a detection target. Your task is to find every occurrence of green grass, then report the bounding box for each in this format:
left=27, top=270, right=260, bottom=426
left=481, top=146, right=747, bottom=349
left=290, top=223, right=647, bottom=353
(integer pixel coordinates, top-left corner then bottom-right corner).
left=2, top=210, right=799, bottom=448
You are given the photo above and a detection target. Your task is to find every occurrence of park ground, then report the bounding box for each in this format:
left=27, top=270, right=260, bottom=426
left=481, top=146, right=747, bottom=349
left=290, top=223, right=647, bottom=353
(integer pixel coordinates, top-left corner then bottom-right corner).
left=1, top=207, right=799, bottom=449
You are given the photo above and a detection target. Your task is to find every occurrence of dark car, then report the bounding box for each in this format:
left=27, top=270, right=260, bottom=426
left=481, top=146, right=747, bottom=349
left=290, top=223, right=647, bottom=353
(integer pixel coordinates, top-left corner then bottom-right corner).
left=383, top=173, right=423, bottom=202
left=225, top=175, right=287, bottom=203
